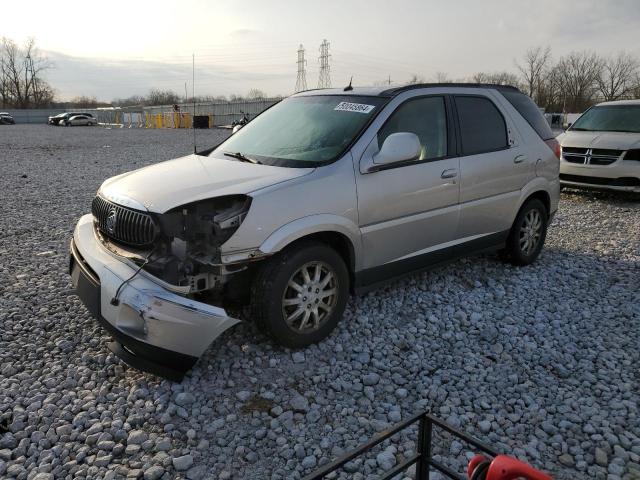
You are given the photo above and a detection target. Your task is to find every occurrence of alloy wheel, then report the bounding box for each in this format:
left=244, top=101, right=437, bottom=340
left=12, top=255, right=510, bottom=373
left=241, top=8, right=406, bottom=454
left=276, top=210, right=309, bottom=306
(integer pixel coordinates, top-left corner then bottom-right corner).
left=281, top=261, right=338, bottom=333
left=519, top=209, right=542, bottom=256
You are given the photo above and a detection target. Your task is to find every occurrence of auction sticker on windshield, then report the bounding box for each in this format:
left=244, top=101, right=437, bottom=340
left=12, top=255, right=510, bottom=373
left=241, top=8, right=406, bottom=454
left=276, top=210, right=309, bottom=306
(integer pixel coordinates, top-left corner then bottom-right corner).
left=334, top=102, right=376, bottom=114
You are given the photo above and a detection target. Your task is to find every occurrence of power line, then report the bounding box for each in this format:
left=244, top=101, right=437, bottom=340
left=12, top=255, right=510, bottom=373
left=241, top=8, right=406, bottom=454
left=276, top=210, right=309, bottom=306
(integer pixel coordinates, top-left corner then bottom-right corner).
left=295, top=44, right=307, bottom=93
left=318, top=39, right=331, bottom=89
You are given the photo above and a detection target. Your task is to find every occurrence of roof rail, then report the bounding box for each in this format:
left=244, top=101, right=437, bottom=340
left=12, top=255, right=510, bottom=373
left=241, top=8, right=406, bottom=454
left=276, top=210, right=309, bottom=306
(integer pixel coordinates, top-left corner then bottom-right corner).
left=381, top=82, right=521, bottom=96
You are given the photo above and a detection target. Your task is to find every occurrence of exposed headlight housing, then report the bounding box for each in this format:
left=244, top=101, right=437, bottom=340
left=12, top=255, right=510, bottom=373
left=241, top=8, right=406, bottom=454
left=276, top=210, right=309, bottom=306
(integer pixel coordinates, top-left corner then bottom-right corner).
left=131, top=195, right=252, bottom=289
left=160, top=195, right=251, bottom=245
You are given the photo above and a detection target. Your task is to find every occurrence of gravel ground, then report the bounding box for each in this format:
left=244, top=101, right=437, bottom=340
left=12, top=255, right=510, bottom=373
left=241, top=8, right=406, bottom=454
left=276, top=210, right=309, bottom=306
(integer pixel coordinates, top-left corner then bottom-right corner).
left=1, top=124, right=639, bottom=480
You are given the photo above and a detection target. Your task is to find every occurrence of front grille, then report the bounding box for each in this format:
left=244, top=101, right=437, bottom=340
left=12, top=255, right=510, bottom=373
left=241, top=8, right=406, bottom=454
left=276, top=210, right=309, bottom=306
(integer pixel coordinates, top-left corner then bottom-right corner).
left=91, top=196, right=158, bottom=246
left=562, top=147, right=622, bottom=166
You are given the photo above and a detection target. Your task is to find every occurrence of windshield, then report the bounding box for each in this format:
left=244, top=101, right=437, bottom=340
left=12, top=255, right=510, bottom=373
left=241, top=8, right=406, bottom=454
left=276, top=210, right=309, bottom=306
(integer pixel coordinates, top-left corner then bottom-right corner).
left=213, top=95, right=387, bottom=167
left=570, top=105, right=640, bottom=133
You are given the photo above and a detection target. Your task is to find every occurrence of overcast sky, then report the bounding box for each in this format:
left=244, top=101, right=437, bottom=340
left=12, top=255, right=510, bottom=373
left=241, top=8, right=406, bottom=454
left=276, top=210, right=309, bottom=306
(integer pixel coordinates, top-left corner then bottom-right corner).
left=3, top=0, right=640, bottom=100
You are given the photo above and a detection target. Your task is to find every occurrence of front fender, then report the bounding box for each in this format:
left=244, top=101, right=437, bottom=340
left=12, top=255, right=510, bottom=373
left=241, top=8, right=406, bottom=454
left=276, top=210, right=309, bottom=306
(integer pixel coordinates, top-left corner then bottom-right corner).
left=259, top=214, right=363, bottom=271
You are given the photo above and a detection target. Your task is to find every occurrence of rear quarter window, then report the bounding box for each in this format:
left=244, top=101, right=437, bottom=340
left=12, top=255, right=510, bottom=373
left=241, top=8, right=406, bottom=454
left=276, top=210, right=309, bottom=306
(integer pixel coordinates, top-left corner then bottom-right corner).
left=499, top=90, right=554, bottom=140
left=454, top=96, right=508, bottom=155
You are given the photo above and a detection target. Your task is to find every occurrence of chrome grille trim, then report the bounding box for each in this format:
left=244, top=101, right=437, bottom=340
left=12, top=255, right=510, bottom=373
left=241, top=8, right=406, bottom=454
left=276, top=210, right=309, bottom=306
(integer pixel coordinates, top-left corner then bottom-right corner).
left=91, top=196, right=158, bottom=246
left=561, top=147, right=623, bottom=166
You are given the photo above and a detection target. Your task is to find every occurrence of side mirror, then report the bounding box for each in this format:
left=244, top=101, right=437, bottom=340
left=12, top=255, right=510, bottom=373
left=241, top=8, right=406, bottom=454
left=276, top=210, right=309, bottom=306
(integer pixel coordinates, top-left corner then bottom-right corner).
left=373, top=132, right=421, bottom=165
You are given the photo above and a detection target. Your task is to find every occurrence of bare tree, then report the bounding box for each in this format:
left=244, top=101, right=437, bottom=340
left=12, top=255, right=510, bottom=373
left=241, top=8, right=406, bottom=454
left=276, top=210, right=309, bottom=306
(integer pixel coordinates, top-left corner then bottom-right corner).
left=631, top=73, right=640, bottom=99
left=406, top=74, right=426, bottom=85
left=147, top=88, right=180, bottom=105
left=597, top=51, right=639, bottom=101
left=554, top=51, right=603, bottom=112
left=247, top=88, right=266, bottom=99
left=535, top=64, right=565, bottom=112
left=434, top=71, right=452, bottom=83
left=516, top=46, right=552, bottom=103
left=471, top=71, right=520, bottom=86
left=0, top=37, right=54, bottom=108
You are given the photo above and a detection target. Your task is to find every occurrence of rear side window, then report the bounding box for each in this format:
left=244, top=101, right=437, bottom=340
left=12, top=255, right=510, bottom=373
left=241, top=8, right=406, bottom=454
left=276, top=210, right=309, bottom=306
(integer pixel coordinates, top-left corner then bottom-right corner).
left=500, top=90, right=554, bottom=140
left=454, top=96, right=508, bottom=155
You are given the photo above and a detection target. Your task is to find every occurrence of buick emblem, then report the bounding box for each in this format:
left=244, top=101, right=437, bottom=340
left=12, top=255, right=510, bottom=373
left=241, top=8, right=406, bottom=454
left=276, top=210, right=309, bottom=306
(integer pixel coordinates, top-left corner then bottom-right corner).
left=106, top=208, right=118, bottom=234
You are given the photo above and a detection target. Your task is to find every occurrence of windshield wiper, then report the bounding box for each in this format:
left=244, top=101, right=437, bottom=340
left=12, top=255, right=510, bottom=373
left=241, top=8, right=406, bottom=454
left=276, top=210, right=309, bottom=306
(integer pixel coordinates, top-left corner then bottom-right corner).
left=223, top=151, right=262, bottom=164
left=570, top=127, right=591, bottom=131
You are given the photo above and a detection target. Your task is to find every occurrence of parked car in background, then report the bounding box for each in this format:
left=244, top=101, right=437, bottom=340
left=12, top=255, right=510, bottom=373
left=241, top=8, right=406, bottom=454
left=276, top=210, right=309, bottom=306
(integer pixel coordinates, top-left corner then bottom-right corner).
left=49, top=112, right=70, bottom=125
left=558, top=100, right=640, bottom=193
left=48, top=112, right=96, bottom=126
left=70, top=83, right=560, bottom=379
left=64, top=114, right=97, bottom=126
left=0, top=112, right=15, bottom=125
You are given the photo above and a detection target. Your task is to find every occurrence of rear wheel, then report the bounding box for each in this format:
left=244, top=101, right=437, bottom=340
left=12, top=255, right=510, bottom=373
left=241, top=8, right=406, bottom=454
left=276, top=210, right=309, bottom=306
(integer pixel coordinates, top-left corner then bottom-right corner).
left=250, top=241, right=349, bottom=348
left=503, top=198, right=548, bottom=266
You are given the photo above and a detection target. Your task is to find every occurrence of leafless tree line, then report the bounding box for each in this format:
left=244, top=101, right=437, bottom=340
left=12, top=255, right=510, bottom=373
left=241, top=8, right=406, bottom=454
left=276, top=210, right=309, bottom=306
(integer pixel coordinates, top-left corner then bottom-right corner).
left=0, top=37, right=55, bottom=108
left=408, top=47, right=640, bottom=112
left=516, top=47, right=640, bottom=112
left=111, top=88, right=271, bottom=107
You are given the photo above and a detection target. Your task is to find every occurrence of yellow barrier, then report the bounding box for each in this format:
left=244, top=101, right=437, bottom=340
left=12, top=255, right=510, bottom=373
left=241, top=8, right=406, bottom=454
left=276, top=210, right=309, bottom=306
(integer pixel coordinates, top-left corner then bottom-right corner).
left=142, top=112, right=213, bottom=129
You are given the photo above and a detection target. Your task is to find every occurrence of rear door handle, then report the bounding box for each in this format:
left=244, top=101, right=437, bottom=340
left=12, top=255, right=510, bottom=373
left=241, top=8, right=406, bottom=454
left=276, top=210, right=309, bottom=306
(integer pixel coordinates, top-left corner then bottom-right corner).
left=441, top=168, right=458, bottom=179
left=514, top=154, right=527, bottom=164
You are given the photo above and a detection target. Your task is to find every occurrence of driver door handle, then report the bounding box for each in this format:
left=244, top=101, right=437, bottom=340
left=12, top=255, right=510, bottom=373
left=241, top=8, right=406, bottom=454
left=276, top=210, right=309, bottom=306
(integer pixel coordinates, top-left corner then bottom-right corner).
left=514, top=154, right=527, bottom=164
left=441, top=168, right=458, bottom=179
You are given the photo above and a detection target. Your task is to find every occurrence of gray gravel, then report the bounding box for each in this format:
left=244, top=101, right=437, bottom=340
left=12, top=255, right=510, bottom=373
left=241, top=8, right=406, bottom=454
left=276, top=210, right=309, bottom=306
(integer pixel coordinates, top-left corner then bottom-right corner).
left=1, top=124, right=639, bottom=480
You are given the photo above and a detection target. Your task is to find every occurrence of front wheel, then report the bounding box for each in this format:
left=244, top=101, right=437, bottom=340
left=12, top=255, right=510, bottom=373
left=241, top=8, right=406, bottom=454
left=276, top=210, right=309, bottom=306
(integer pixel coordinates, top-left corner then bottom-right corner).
left=503, top=198, right=548, bottom=266
left=250, top=241, right=349, bottom=348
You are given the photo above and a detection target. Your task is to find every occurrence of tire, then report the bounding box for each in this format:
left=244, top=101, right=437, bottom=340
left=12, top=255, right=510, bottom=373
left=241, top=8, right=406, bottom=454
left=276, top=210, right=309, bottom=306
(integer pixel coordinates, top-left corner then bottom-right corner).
left=503, top=198, right=548, bottom=266
left=250, top=241, right=349, bottom=348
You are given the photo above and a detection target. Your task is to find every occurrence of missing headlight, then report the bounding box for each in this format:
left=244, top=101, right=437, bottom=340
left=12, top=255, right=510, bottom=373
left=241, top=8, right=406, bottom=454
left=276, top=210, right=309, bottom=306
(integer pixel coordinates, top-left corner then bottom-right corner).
left=143, top=195, right=252, bottom=291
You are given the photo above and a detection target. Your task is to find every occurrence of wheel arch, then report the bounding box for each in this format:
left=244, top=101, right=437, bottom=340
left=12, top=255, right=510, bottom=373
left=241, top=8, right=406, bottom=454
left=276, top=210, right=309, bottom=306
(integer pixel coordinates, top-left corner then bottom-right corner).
left=516, top=176, right=554, bottom=220
left=258, top=215, right=361, bottom=289
left=521, top=189, right=550, bottom=217
left=281, top=231, right=356, bottom=291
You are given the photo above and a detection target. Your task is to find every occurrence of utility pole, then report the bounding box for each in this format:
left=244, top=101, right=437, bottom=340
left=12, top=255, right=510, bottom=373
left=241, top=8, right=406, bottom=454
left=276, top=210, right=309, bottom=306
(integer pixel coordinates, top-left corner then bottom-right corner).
left=295, top=44, right=307, bottom=93
left=317, top=39, right=331, bottom=89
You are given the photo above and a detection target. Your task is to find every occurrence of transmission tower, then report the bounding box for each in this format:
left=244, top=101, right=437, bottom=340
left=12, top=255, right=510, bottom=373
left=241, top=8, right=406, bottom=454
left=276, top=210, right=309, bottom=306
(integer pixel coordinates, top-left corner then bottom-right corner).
left=317, top=39, right=331, bottom=89
left=295, top=44, right=307, bottom=93
left=25, top=53, right=38, bottom=106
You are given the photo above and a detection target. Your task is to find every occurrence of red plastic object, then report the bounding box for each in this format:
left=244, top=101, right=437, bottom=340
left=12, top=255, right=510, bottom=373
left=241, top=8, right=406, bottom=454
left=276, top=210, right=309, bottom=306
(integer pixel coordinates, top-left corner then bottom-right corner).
left=467, top=454, right=553, bottom=480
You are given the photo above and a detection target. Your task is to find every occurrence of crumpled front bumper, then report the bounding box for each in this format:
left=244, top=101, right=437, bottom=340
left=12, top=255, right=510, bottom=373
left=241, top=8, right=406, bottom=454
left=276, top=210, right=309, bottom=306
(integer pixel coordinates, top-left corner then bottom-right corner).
left=70, top=214, right=240, bottom=380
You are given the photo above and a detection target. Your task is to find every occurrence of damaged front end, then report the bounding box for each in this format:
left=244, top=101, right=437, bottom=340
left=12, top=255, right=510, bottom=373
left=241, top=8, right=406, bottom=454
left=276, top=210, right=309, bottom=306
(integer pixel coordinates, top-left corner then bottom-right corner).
left=70, top=194, right=262, bottom=380
left=92, top=194, right=258, bottom=298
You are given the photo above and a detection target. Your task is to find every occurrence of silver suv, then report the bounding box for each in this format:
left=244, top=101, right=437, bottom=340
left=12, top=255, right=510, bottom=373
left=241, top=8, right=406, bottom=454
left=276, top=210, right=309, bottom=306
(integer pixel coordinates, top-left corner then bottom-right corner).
left=70, top=84, right=560, bottom=379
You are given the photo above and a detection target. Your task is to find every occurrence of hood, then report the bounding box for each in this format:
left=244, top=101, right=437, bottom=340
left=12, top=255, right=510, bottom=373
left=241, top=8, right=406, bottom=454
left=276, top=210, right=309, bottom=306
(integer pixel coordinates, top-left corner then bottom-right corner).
left=558, top=130, right=640, bottom=150
left=99, top=154, right=313, bottom=213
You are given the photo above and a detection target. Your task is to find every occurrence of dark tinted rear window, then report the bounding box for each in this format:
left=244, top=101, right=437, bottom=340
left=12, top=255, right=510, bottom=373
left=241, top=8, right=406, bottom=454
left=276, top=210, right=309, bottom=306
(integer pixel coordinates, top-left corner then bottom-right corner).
left=454, top=96, right=508, bottom=155
left=500, top=90, right=554, bottom=140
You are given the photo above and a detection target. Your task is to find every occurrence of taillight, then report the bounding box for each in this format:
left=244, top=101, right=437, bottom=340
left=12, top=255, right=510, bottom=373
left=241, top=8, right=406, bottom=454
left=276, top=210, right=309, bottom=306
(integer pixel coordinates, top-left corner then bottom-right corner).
left=545, top=138, right=561, bottom=159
